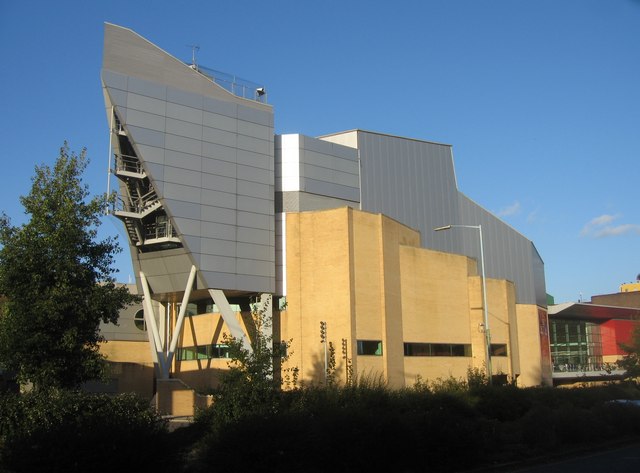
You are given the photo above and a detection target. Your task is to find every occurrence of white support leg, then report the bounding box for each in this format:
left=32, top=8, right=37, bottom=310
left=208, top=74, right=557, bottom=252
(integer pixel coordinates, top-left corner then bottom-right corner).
left=209, top=289, right=252, bottom=352
left=166, top=265, right=197, bottom=368
left=139, top=271, right=168, bottom=379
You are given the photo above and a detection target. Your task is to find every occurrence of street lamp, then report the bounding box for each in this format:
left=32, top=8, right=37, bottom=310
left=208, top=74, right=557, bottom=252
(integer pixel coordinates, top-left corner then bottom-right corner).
left=434, top=224, right=492, bottom=385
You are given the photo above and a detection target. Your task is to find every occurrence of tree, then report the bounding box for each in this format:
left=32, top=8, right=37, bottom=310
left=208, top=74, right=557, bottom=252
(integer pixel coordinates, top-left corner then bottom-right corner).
left=619, top=322, right=640, bottom=380
left=210, top=298, right=295, bottom=424
left=0, top=143, right=137, bottom=391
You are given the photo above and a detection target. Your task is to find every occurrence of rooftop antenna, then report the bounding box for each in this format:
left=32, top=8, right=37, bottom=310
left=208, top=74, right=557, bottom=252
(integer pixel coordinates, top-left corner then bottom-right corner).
left=187, top=44, right=200, bottom=70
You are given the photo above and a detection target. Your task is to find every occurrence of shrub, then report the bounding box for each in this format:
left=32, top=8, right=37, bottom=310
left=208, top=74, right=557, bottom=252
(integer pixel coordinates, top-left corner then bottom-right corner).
left=0, top=390, right=170, bottom=473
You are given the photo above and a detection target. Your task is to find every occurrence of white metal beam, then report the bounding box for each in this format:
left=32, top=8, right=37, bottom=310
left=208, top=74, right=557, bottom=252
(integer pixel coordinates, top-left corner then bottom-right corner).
left=209, top=289, right=252, bottom=352
left=166, top=265, right=198, bottom=368
left=139, top=271, right=168, bottom=378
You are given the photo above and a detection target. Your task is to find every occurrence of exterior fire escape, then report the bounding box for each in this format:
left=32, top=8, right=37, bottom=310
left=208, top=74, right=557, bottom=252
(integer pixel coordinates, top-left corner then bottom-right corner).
left=110, top=113, right=182, bottom=252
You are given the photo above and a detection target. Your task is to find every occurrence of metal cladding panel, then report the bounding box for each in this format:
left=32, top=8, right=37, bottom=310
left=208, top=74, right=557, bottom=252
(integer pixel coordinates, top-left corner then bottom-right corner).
left=352, top=130, right=545, bottom=306
left=102, top=23, right=275, bottom=294
left=357, top=131, right=460, bottom=254
left=457, top=194, right=544, bottom=306
left=274, top=134, right=359, bottom=207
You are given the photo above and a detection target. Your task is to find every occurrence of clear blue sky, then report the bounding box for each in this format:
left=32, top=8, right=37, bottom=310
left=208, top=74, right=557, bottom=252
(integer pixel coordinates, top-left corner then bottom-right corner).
left=1, top=0, right=638, bottom=303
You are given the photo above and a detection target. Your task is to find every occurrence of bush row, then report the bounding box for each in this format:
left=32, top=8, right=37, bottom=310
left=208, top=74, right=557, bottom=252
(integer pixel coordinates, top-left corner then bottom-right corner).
left=0, top=390, right=172, bottom=473
left=2, top=382, right=640, bottom=472
left=188, top=382, right=640, bottom=472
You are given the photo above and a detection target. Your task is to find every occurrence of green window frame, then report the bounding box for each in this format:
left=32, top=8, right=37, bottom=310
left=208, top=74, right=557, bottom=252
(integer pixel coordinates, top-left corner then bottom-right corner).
left=357, top=340, right=383, bottom=356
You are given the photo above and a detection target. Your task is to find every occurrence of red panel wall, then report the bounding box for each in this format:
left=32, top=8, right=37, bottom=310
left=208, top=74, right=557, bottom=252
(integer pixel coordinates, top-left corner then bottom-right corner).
left=601, top=320, right=636, bottom=355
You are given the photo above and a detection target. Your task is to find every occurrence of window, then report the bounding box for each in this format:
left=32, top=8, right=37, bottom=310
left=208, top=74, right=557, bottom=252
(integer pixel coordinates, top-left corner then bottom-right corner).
left=133, top=309, right=146, bottom=331
left=403, top=343, right=472, bottom=357
left=357, top=340, right=383, bottom=356
left=490, top=344, right=508, bottom=357
left=176, top=344, right=230, bottom=361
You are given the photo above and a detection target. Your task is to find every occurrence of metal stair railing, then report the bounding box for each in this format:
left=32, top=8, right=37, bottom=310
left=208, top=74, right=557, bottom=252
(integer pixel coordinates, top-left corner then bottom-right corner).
left=114, top=153, right=145, bottom=176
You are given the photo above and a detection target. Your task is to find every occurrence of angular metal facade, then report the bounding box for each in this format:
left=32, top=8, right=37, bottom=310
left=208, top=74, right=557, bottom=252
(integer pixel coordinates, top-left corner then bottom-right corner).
left=102, top=23, right=275, bottom=296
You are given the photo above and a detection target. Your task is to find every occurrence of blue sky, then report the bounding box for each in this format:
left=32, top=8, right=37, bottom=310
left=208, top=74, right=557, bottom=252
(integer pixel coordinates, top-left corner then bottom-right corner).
left=1, top=0, right=638, bottom=303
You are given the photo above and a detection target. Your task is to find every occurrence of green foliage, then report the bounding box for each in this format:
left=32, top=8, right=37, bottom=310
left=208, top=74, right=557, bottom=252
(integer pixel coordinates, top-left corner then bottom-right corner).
left=0, top=144, right=138, bottom=391
left=190, top=373, right=640, bottom=472
left=0, top=390, right=170, bottom=473
left=204, top=298, right=292, bottom=426
left=619, top=322, right=640, bottom=379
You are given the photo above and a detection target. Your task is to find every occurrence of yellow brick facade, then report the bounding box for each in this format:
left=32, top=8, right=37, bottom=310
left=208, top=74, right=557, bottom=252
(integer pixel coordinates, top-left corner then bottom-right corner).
left=282, top=207, right=549, bottom=387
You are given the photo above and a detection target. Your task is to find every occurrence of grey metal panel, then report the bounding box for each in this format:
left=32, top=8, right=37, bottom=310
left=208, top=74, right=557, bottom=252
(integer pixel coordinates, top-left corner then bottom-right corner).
left=200, top=205, right=237, bottom=225
left=302, top=162, right=359, bottom=187
left=173, top=217, right=201, bottom=237
left=126, top=109, right=165, bottom=132
left=237, top=258, right=273, bottom=277
left=166, top=86, right=203, bottom=109
left=202, top=127, right=237, bottom=148
left=357, top=131, right=459, bottom=254
left=200, top=254, right=237, bottom=273
left=238, top=211, right=271, bottom=230
left=238, top=121, right=271, bottom=141
left=237, top=105, right=271, bottom=126
left=203, top=97, right=237, bottom=118
left=303, top=150, right=359, bottom=174
left=128, top=76, right=167, bottom=100
left=237, top=149, right=271, bottom=170
left=237, top=134, right=271, bottom=155
left=201, top=188, right=236, bottom=209
left=201, top=173, right=237, bottom=193
left=164, top=165, right=201, bottom=187
left=102, top=69, right=128, bottom=91
left=163, top=198, right=201, bottom=220
left=200, top=271, right=237, bottom=291
left=238, top=180, right=271, bottom=199
left=237, top=164, right=272, bottom=185
left=104, top=86, right=128, bottom=108
left=163, top=182, right=200, bottom=203
left=304, top=178, right=360, bottom=202
left=145, top=162, right=165, bottom=182
left=237, top=242, right=272, bottom=262
left=201, top=222, right=237, bottom=241
left=236, top=275, right=274, bottom=293
left=202, top=142, right=237, bottom=163
left=201, top=238, right=237, bottom=257
left=532, top=245, right=547, bottom=307
left=237, top=195, right=272, bottom=215
left=164, top=150, right=201, bottom=172
left=166, top=102, right=203, bottom=125
left=203, top=111, right=238, bottom=132
left=136, top=145, right=165, bottom=165
left=166, top=118, right=203, bottom=140
left=237, top=226, right=271, bottom=245
left=165, top=134, right=202, bottom=156
left=127, top=125, right=165, bottom=148
left=127, top=93, right=167, bottom=116
left=182, top=235, right=201, bottom=254
left=202, top=157, right=236, bottom=178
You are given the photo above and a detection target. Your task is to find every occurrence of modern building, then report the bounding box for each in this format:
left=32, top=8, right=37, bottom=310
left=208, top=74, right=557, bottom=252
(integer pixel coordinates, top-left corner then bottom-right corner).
left=548, top=285, right=640, bottom=385
left=100, top=23, right=551, bottom=412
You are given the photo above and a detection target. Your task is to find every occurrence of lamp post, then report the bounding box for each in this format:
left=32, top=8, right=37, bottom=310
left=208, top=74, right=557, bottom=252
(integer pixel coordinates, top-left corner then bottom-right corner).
left=434, top=224, right=492, bottom=385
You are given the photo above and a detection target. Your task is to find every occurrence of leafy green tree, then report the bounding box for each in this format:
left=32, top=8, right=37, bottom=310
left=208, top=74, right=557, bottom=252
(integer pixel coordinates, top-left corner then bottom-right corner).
left=210, top=298, right=294, bottom=424
left=0, top=143, right=137, bottom=391
left=619, top=322, right=640, bottom=380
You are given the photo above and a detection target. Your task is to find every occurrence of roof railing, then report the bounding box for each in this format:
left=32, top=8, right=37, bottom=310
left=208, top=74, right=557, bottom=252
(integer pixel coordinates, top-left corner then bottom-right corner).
left=186, top=62, right=267, bottom=103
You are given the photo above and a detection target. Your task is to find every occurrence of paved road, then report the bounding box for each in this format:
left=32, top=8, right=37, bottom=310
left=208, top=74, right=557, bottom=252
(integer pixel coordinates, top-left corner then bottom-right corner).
left=506, top=442, right=640, bottom=472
